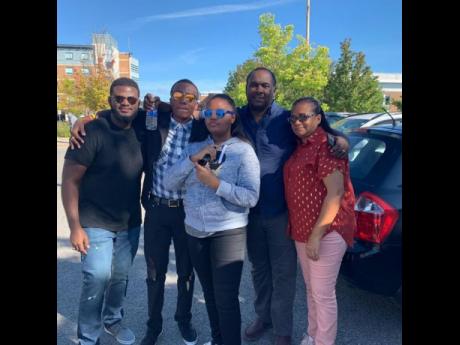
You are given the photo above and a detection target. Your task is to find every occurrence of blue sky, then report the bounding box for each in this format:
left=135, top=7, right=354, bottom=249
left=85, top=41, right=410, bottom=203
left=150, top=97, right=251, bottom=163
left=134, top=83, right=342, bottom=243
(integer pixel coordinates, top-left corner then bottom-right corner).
left=57, top=0, right=401, bottom=100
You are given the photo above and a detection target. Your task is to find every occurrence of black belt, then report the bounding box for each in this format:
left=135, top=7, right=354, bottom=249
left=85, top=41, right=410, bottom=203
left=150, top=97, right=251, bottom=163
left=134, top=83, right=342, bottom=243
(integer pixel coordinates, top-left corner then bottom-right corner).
left=150, top=195, right=183, bottom=208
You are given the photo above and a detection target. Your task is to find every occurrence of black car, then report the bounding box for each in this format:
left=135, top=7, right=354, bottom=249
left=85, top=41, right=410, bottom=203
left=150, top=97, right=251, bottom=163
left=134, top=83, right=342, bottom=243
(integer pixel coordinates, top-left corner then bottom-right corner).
left=324, top=111, right=355, bottom=125
left=340, top=124, right=402, bottom=302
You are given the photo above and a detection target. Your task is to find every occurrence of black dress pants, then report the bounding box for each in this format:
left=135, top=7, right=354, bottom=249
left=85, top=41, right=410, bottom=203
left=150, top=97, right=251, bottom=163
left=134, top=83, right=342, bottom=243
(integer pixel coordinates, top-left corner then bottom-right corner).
left=187, top=227, right=246, bottom=345
left=143, top=202, right=195, bottom=333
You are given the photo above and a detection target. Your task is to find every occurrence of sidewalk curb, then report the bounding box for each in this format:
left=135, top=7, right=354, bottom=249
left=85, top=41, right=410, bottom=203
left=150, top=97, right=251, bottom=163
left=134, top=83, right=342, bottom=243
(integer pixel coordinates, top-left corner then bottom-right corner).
left=57, top=137, right=69, bottom=144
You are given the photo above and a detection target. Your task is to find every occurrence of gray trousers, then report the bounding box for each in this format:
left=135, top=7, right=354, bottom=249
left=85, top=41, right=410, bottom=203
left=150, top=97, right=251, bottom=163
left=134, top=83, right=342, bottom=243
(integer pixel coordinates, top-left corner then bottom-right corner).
left=246, top=211, right=297, bottom=337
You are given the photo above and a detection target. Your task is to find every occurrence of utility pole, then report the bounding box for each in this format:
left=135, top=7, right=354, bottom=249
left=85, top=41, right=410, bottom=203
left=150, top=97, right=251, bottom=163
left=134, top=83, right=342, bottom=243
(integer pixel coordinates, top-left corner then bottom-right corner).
left=306, top=0, right=311, bottom=46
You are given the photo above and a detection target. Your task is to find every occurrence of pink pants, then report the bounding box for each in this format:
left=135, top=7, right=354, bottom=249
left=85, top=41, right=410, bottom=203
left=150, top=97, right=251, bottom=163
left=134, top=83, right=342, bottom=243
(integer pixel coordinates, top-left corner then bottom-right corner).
left=295, top=231, right=347, bottom=345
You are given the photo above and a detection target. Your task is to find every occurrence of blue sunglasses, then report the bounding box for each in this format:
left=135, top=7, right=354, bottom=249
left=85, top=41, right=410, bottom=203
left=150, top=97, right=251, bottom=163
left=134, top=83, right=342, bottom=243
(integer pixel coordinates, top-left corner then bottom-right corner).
left=202, top=108, right=236, bottom=119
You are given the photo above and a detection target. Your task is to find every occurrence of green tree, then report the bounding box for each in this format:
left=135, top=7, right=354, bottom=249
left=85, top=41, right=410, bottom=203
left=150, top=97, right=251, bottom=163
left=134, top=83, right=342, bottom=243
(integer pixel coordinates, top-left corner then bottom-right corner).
left=324, top=39, right=383, bottom=112
left=224, top=13, right=331, bottom=109
left=392, top=98, right=402, bottom=111
left=224, top=58, right=259, bottom=106
left=80, top=63, right=113, bottom=112
left=57, top=63, right=113, bottom=114
left=58, top=78, right=81, bottom=115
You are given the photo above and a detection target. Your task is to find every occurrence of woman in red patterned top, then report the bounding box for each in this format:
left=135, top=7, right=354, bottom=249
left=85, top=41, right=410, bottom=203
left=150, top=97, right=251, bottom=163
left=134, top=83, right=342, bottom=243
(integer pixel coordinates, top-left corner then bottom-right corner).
left=283, top=97, right=356, bottom=345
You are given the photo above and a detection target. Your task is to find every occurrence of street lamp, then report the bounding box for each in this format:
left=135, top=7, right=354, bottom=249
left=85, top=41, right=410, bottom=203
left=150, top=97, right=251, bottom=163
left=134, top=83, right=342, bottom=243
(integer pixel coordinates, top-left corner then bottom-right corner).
left=306, top=0, right=311, bottom=46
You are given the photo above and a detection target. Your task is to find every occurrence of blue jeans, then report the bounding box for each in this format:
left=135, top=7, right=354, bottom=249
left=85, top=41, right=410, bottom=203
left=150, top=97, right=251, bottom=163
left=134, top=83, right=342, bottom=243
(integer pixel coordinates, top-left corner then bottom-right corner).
left=77, top=227, right=140, bottom=345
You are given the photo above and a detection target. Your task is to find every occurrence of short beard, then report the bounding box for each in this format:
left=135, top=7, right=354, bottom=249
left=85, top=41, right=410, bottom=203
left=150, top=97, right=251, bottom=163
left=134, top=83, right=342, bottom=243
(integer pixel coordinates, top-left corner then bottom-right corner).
left=248, top=101, right=270, bottom=112
left=111, top=109, right=138, bottom=125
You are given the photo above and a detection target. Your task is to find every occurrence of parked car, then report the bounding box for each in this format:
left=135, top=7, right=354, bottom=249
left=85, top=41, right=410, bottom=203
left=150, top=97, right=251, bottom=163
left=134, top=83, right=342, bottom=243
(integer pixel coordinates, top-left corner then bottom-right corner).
left=331, top=112, right=402, bottom=134
left=325, top=112, right=355, bottom=125
left=340, top=124, right=402, bottom=302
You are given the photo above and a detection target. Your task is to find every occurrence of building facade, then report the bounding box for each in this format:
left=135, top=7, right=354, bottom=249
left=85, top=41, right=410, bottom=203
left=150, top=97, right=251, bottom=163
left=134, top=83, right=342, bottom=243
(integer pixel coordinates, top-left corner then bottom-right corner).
left=57, top=32, right=140, bottom=110
left=119, top=53, right=139, bottom=82
left=57, top=44, right=95, bottom=81
left=374, top=73, right=402, bottom=112
left=92, top=33, right=120, bottom=78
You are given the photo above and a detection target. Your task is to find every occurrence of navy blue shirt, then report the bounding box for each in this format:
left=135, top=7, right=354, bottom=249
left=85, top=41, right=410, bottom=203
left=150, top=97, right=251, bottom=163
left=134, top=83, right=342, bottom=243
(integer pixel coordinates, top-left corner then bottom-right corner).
left=239, top=102, right=297, bottom=217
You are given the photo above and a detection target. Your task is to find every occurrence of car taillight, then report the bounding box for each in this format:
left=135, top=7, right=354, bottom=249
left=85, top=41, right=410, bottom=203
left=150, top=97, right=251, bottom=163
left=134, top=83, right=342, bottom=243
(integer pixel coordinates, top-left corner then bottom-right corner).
left=354, top=192, right=399, bottom=244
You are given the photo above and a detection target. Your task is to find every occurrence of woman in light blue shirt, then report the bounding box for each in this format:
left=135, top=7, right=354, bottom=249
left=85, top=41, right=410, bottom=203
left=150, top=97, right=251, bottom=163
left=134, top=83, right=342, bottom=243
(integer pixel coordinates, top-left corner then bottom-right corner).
left=164, top=94, right=260, bottom=345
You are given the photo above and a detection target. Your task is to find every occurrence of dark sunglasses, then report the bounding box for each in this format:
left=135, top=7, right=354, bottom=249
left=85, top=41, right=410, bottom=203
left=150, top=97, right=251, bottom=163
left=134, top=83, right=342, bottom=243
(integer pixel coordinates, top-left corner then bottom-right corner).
left=112, top=95, right=139, bottom=105
left=172, top=91, right=197, bottom=103
left=202, top=109, right=236, bottom=119
left=287, top=113, right=318, bottom=123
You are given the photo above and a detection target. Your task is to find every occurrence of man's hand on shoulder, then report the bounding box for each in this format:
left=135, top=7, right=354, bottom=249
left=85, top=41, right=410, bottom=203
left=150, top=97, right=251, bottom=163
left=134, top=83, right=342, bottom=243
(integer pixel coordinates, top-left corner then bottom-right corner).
left=70, top=115, right=94, bottom=150
left=329, top=134, right=349, bottom=159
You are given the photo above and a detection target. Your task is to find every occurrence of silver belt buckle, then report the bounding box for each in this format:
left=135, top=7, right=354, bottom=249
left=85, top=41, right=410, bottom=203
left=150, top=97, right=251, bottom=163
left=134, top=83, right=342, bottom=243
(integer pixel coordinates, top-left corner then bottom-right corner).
left=168, top=199, right=178, bottom=208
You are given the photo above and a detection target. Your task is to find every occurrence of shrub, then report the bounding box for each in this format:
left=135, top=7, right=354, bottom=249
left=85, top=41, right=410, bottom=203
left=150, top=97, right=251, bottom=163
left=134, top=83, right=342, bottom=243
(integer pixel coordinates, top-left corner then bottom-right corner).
left=57, top=121, right=70, bottom=138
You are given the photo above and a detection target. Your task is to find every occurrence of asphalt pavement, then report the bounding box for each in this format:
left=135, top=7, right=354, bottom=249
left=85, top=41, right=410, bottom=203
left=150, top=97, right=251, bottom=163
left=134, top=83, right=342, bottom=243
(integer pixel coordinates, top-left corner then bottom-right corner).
left=57, top=141, right=401, bottom=345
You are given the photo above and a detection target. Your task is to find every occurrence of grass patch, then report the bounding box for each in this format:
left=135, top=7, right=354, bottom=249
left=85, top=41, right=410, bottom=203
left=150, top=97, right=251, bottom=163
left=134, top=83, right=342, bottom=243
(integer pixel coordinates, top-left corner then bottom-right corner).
left=57, top=121, right=70, bottom=138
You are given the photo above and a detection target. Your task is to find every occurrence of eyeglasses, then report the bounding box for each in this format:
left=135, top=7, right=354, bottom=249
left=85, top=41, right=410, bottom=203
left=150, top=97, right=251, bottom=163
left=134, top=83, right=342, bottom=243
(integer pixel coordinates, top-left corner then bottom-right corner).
left=287, top=113, right=318, bottom=123
left=171, top=91, right=197, bottom=103
left=112, top=95, right=139, bottom=105
left=202, top=108, right=236, bottom=119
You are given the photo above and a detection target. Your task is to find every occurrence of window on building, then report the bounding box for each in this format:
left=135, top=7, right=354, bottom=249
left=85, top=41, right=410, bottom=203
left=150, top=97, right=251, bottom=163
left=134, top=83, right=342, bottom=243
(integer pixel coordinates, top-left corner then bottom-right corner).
left=81, top=68, right=90, bottom=75
left=384, top=95, right=391, bottom=105
left=65, top=68, right=73, bottom=75
left=65, top=52, right=73, bottom=60
left=81, top=53, right=89, bottom=60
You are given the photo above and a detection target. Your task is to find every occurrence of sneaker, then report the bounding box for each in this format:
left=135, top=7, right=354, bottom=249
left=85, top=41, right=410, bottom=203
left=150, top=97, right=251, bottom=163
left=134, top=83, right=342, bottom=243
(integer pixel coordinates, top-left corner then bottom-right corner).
left=104, top=322, right=136, bottom=345
left=79, top=340, right=100, bottom=345
left=300, top=334, right=314, bottom=345
left=140, top=328, right=163, bottom=345
left=178, top=322, right=198, bottom=345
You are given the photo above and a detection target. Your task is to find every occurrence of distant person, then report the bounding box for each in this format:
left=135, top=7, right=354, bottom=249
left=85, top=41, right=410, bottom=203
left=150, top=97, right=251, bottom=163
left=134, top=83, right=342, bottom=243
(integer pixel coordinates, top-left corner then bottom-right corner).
left=283, top=97, right=356, bottom=345
left=61, top=77, right=143, bottom=345
left=68, top=113, right=78, bottom=128
left=163, top=94, right=260, bottom=345
left=60, top=111, right=66, bottom=122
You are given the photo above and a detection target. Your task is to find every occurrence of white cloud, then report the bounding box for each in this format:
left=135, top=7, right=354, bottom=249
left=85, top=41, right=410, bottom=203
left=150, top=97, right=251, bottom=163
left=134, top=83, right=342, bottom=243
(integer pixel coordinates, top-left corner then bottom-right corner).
left=179, top=48, right=205, bottom=65
left=132, top=0, right=297, bottom=27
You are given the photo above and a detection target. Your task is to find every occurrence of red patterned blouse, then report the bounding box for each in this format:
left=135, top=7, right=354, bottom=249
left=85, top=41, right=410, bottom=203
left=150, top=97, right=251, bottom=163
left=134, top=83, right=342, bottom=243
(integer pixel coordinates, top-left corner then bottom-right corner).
left=283, top=127, right=356, bottom=247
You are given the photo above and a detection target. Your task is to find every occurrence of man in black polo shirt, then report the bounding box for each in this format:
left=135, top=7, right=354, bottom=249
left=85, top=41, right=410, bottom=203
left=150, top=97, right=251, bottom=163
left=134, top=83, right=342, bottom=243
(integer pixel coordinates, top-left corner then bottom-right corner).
left=62, top=78, right=143, bottom=345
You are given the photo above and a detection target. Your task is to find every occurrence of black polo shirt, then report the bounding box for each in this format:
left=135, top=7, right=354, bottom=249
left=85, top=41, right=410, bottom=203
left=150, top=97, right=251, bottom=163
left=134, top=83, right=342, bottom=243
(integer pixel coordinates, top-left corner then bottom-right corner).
left=65, top=115, right=143, bottom=231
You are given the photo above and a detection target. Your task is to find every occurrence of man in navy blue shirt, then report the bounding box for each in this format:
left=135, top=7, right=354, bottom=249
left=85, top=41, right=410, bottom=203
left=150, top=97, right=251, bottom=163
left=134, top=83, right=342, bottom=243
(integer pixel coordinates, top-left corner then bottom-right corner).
left=240, top=67, right=348, bottom=345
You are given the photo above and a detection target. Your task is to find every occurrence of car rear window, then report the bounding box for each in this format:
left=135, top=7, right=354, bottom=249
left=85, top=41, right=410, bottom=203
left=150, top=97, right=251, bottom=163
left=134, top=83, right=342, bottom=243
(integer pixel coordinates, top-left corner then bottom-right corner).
left=348, top=137, right=386, bottom=179
left=326, top=116, right=341, bottom=125
left=347, top=132, right=401, bottom=183
left=332, top=118, right=368, bottom=132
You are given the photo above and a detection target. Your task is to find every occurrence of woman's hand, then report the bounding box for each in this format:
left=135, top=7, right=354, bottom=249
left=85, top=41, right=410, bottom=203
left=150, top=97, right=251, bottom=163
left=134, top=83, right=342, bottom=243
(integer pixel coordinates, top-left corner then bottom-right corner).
left=194, top=162, right=220, bottom=190
left=305, top=233, right=321, bottom=261
left=190, top=145, right=218, bottom=163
